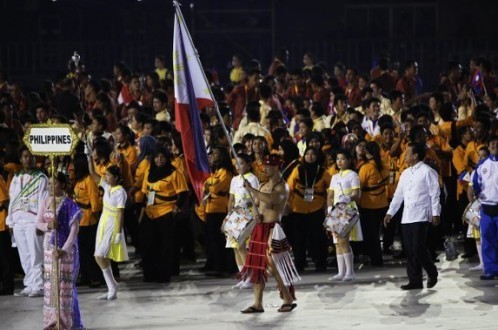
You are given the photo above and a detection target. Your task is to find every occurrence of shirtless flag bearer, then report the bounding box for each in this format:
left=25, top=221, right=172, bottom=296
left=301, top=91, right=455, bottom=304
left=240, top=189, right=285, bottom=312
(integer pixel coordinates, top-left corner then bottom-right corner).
left=240, top=154, right=300, bottom=313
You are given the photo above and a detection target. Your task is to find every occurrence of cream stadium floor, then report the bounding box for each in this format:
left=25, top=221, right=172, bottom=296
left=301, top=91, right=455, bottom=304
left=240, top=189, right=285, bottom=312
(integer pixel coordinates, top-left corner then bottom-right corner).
left=1, top=253, right=497, bottom=330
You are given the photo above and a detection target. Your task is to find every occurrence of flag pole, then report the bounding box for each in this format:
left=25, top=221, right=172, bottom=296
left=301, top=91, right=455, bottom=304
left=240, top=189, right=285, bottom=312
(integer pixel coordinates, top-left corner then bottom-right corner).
left=173, top=1, right=261, bottom=217
left=50, top=156, right=61, bottom=330
left=482, top=73, right=488, bottom=96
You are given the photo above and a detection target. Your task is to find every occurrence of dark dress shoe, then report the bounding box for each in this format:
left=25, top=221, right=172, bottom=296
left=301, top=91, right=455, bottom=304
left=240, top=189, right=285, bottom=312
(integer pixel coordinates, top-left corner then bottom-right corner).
left=427, top=276, right=438, bottom=288
left=480, top=274, right=497, bottom=280
left=401, top=282, right=423, bottom=290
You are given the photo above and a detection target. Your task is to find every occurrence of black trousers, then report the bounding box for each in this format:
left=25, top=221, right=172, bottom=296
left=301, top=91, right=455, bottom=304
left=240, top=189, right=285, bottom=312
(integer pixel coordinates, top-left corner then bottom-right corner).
left=281, top=214, right=295, bottom=249
left=124, top=203, right=142, bottom=255
left=382, top=204, right=403, bottom=252
left=442, top=176, right=458, bottom=235
left=402, top=222, right=438, bottom=284
left=175, top=211, right=196, bottom=262
left=458, top=193, right=477, bottom=256
left=78, top=224, right=102, bottom=283
left=0, top=230, right=14, bottom=293
left=205, top=212, right=235, bottom=274
left=359, top=207, right=387, bottom=266
left=140, top=213, right=177, bottom=282
left=292, top=209, right=328, bottom=271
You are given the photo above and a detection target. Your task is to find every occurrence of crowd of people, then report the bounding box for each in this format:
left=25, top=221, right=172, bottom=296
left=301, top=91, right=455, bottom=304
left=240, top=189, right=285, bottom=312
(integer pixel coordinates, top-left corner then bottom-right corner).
left=0, top=48, right=497, bottom=321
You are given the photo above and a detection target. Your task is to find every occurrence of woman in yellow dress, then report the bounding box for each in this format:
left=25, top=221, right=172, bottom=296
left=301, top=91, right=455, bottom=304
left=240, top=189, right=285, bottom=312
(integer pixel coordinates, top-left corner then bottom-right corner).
left=88, top=162, right=128, bottom=300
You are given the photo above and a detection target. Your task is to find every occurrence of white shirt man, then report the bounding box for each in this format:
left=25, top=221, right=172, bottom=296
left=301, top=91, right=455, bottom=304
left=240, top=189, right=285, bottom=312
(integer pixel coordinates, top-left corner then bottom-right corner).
left=384, top=142, right=440, bottom=290
left=6, top=149, right=48, bottom=297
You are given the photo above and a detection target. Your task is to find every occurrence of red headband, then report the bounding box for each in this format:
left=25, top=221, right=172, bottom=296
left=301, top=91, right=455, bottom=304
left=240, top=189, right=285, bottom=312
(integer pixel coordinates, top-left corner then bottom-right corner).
left=262, top=154, right=284, bottom=167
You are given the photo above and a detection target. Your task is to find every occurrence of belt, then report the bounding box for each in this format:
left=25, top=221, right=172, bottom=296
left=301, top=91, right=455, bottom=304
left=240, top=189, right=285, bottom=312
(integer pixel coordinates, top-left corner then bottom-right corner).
left=154, top=194, right=178, bottom=202
left=76, top=202, right=91, bottom=210
left=210, top=191, right=228, bottom=197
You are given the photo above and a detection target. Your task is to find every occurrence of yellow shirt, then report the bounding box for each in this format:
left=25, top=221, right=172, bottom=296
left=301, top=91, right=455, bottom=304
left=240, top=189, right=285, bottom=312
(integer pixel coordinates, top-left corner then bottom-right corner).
left=358, top=160, right=389, bottom=209
left=4, top=162, right=22, bottom=190
left=0, top=176, right=8, bottom=231
left=464, top=140, right=486, bottom=170
left=204, top=168, right=232, bottom=214
left=230, top=67, right=245, bottom=84
left=155, top=68, right=168, bottom=81
left=452, top=144, right=468, bottom=198
left=287, top=165, right=331, bottom=214
left=379, top=144, right=399, bottom=199
left=74, top=175, right=102, bottom=226
left=133, top=159, right=150, bottom=203
left=172, top=155, right=189, bottom=183
left=426, top=134, right=453, bottom=177
left=95, top=157, right=133, bottom=190
left=142, top=168, right=188, bottom=219
left=117, top=143, right=138, bottom=172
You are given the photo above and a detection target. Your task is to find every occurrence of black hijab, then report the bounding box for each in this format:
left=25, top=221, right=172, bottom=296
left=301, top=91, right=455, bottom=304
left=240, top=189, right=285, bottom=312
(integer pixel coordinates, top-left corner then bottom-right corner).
left=147, top=147, right=175, bottom=183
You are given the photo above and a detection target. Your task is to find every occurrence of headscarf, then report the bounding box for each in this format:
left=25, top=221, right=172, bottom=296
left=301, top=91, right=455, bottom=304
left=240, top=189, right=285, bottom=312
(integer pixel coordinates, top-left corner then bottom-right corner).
left=135, top=135, right=156, bottom=172
left=147, top=147, right=175, bottom=183
left=299, top=146, right=324, bottom=188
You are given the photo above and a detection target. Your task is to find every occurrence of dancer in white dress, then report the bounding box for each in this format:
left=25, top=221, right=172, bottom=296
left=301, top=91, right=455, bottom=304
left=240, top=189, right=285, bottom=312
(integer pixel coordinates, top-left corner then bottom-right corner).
left=226, top=153, right=259, bottom=289
left=327, top=149, right=363, bottom=282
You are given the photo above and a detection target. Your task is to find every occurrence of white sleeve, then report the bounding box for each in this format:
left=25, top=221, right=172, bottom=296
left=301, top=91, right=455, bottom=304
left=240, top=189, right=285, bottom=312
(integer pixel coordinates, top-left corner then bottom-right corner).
left=38, top=175, right=49, bottom=204
left=387, top=172, right=405, bottom=216
left=426, top=168, right=441, bottom=216
left=115, top=189, right=127, bottom=208
left=249, top=175, right=259, bottom=189
left=229, top=177, right=237, bottom=195
left=350, top=172, right=360, bottom=189
left=329, top=175, right=336, bottom=190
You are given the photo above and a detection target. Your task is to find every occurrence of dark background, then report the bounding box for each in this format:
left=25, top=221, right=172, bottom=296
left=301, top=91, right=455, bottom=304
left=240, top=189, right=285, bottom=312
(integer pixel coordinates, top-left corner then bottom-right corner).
left=1, top=0, right=497, bottom=91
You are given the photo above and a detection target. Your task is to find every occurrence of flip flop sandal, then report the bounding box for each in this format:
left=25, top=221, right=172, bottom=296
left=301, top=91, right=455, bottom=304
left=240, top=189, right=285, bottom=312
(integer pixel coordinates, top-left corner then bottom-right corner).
left=277, top=303, right=297, bottom=313
left=241, top=306, right=265, bottom=314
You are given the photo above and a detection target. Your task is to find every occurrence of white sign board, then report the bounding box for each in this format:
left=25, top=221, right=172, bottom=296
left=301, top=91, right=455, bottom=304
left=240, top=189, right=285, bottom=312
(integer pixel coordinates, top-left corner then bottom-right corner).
left=23, top=124, right=79, bottom=156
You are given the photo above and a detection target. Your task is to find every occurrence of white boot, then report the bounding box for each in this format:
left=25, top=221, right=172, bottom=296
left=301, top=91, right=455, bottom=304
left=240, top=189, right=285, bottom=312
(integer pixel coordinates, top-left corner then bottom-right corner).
left=329, top=254, right=345, bottom=281
left=233, top=265, right=244, bottom=288
left=470, top=240, right=484, bottom=271
left=342, top=253, right=355, bottom=282
left=100, top=267, right=117, bottom=300
left=239, top=278, right=253, bottom=289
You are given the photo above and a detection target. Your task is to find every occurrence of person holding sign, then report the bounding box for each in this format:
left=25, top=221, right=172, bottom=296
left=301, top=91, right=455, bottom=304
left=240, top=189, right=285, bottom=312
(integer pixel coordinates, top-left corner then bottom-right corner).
left=7, top=145, right=48, bottom=297
left=37, top=173, right=83, bottom=330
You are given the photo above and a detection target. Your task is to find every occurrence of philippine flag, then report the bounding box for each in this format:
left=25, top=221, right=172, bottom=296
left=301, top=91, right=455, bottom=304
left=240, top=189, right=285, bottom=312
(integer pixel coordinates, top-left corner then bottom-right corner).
left=173, top=2, right=214, bottom=202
